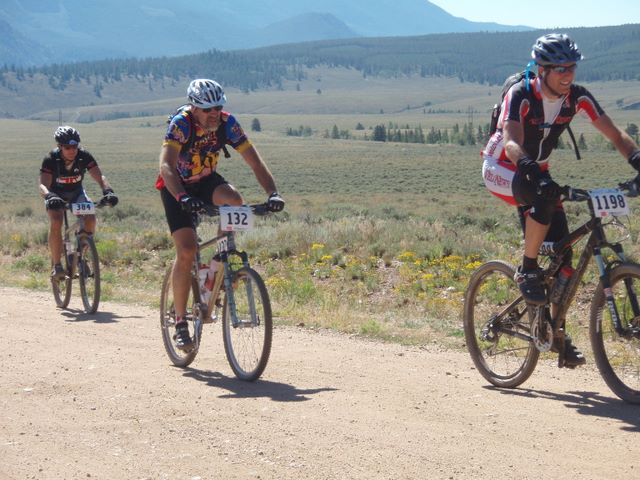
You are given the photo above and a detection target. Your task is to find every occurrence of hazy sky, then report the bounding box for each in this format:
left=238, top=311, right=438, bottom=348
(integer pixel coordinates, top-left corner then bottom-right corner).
left=429, top=0, right=640, bottom=29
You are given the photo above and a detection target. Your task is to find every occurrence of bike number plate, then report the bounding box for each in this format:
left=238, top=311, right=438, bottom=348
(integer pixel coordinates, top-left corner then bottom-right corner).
left=219, top=206, right=254, bottom=231
left=590, top=188, right=630, bottom=217
left=71, top=202, right=95, bottom=216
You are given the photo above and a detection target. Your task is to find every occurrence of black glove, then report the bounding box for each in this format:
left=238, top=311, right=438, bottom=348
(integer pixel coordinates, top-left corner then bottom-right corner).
left=628, top=150, right=640, bottom=172
left=102, top=188, right=119, bottom=207
left=45, top=192, right=65, bottom=210
left=267, top=192, right=285, bottom=212
left=178, top=194, right=204, bottom=213
left=536, top=177, right=562, bottom=200
left=630, top=174, right=640, bottom=197
left=516, top=156, right=542, bottom=183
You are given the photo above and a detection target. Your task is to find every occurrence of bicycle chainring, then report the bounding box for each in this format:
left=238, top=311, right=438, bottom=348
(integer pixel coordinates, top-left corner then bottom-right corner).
left=531, top=312, right=553, bottom=352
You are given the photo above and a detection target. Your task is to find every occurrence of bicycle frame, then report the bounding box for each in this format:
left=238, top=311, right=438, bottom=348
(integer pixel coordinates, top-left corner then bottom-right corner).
left=61, top=203, right=96, bottom=276
left=190, top=205, right=267, bottom=335
left=539, top=191, right=639, bottom=339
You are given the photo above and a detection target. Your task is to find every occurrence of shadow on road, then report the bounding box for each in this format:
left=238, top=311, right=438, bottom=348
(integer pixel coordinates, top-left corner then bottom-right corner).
left=486, top=385, right=640, bottom=431
left=183, top=367, right=338, bottom=402
left=60, top=308, right=143, bottom=324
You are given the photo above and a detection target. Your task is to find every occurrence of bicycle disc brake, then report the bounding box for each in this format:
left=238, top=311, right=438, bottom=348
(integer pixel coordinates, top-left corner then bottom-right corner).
left=530, top=305, right=553, bottom=352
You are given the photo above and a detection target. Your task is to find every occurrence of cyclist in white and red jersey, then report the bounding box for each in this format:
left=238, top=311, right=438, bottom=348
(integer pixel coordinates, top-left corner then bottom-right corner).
left=158, top=79, right=285, bottom=351
left=482, top=33, right=640, bottom=366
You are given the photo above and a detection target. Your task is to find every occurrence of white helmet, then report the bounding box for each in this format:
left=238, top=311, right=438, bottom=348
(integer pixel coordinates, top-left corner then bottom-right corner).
left=187, top=79, right=226, bottom=108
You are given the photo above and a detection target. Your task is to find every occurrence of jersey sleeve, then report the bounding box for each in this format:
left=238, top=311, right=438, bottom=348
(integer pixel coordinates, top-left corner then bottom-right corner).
left=504, top=84, right=530, bottom=123
left=163, top=112, right=191, bottom=150
left=224, top=114, right=252, bottom=153
left=573, top=85, right=605, bottom=121
left=40, top=153, right=55, bottom=174
left=81, top=150, right=98, bottom=171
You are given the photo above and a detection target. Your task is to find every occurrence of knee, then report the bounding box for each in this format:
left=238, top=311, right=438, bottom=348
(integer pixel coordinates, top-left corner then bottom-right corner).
left=175, top=242, right=197, bottom=264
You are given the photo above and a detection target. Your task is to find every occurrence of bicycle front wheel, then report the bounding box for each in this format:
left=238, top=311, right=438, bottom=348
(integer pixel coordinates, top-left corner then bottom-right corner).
left=78, top=236, right=100, bottom=313
left=51, top=256, right=72, bottom=309
left=160, top=264, right=200, bottom=367
left=463, top=260, right=539, bottom=388
left=590, top=263, right=640, bottom=404
left=222, top=267, right=272, bottom=381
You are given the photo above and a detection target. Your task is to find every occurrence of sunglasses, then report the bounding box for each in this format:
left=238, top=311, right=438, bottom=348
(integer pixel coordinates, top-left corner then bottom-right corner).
left=201, top=105, right=223, bottom=113
left=61, top=144, right=79, bottom=150
left=548, top=64, right=577, bottom=74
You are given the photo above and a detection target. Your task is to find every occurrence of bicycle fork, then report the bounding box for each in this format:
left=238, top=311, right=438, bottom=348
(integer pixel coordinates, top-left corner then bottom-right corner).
left=222, top=262, right=260, bottom=328
left=594, top=246, right=640, bottom=336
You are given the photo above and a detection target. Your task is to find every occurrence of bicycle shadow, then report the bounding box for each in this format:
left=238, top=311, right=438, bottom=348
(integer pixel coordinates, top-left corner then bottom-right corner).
left=59, top=308, right=142, bottom=324
left=485, top=385, right=640, bottom=431
left=182, top=367, right=338, bottom=402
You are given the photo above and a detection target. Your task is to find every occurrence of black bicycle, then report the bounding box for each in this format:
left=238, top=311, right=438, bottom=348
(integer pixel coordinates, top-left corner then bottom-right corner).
left=160, top=203, right=274, bottom=381
left=463, top=179, right=640, bottom=404
left=51, top=199, right=106, bottom=313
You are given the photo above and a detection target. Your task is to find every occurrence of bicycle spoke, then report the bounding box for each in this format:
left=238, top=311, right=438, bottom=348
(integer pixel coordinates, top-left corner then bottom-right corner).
left=464, top=261, right=539, bottom=388
left=223, top=267, right=272, bottom=381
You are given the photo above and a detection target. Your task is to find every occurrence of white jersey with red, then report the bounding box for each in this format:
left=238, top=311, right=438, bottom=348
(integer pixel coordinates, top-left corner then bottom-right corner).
left=482, top=76, right=605, bottom=205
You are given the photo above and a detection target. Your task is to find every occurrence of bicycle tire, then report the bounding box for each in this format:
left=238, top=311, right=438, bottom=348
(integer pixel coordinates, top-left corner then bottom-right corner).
left=51, top=254, right=72, bottom=309
left=160, top=264, right=200, bottom=367
left=222, top=267, right=272, bottom=381
left=78, top=236, right=101, bottom=313
left=463, top=260, right=539, bottom=388
left=590, top=263, right=640, bottom=404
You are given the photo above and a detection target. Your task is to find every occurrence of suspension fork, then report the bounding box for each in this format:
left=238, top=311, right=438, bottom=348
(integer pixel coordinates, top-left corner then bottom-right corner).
left=593, top=245, right=638, bottom=335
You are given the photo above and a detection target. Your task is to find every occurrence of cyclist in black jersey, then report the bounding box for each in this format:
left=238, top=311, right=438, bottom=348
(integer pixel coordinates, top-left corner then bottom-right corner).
left=39, top=126, right=119, bottom=280
left=482, top=34, right=640, bottom=366
left=158, top=79, right=285, bottom=351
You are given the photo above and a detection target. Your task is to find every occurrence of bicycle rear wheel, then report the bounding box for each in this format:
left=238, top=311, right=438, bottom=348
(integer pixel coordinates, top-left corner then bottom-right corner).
left=463, top=260, right=539, bottom=388
left=78, top=235, right=100, bottom=313
left=590, top=263, right=640, bottom=404
left=51, top=255, right=72, bottom=309
left=222, top=267, right=272, bottom=381
left=160, top=264, right=200, bottom=367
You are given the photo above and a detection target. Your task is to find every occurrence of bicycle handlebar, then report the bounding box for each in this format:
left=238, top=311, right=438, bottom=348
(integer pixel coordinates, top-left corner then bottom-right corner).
left=199, top=203, right=272, bottom=217
left=561, top=176, right=640, bottom=202
left=63, top=199, right=108, bottom=209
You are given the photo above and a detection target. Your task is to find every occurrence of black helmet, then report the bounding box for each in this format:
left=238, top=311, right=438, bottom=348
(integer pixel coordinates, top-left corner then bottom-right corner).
left=531, top=33, right=583, bottom=66
left=54, top=125, right=81, bottom=145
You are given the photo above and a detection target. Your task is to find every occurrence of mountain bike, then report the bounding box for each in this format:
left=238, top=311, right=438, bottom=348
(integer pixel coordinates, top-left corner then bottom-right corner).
left=160, top=203, right=274, bottom=381
left=51, top=199, right=106, bottom=313
left=463, top=178, right=640, bottom=404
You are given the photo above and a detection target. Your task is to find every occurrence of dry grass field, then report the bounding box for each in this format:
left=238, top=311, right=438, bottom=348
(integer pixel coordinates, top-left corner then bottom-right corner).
left=2, top=68, right=640, bottom=347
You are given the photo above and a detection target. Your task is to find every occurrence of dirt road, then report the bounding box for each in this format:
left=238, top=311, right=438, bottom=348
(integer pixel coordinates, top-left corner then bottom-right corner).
left=1, top=286, right=639, bottom=480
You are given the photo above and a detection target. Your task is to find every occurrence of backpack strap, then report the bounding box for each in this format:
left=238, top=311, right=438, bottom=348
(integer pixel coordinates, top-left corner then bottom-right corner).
left=216, top=121, right=231, bottom=158
left=566, top=125, right=581, bottom=160
left=181, top=109, right=197, bottom=154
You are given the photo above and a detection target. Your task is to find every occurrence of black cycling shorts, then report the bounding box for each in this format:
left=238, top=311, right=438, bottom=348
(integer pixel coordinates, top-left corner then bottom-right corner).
left=511, top=171, right=558, bottom=225
left=160, top=172, right=228, bottom=233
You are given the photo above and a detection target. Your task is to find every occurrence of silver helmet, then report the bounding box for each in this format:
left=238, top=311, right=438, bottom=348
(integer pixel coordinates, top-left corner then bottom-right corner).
left=187, top=79, right=227, bottom=108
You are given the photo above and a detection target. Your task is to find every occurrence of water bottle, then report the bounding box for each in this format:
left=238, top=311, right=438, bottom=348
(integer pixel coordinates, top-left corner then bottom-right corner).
left=550, top=265, right=574, bottom=304
left=199, top=259, right=220, bottom=306
left=198, top=264, right=212, bottom=305
left=204, top=258, right=220, bottom=291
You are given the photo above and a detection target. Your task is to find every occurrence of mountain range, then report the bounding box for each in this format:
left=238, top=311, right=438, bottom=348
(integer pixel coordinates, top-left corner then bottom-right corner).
left=0, top=0, right=532, bottom=66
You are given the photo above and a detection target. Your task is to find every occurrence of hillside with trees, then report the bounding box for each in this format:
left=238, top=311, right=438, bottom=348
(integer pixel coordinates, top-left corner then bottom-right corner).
left=1, top=25, right=639, bottom=119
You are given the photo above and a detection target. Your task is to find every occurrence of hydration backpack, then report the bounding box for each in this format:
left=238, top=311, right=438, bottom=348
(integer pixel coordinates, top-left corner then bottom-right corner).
left=489, top=70, right=580, bottom=159
left=167, top=105, right=230, bottom=158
